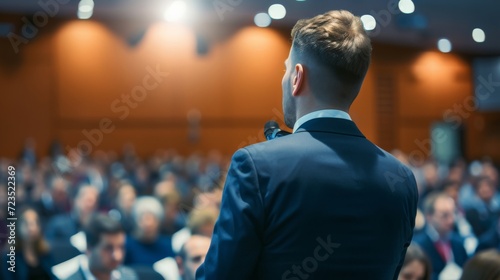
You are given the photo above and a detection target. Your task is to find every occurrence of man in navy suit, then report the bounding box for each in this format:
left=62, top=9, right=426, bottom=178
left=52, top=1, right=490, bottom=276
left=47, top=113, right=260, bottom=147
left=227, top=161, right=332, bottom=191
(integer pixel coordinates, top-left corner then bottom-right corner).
left=64, top=214, right=137, bottom=280
left=413, top=193, right=468, bottom=280
left=196, top=10, right=418, bottom=280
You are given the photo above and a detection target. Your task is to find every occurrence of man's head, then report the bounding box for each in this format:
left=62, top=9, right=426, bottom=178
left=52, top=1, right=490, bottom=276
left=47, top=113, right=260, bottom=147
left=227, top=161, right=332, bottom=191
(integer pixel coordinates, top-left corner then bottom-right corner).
left=473, top=176, right=496, bottom=203
left=85, top=214, right=125, bottom=275
left=116, top=183, right=136, bottom=214
left=441, top=180, right=461, bottom=204
left=282, top=10, right=372, bottom=128
left=132, top=196, right=164, bottom=241
left=74, top=185, right=99, bottom=222
left=187, top=207, right=219, bottom=237
left=423, top=193, right=456, bottom=237
left=176, top=235, right=211, bottom=280
left=49, top=176, right=69, bottom=205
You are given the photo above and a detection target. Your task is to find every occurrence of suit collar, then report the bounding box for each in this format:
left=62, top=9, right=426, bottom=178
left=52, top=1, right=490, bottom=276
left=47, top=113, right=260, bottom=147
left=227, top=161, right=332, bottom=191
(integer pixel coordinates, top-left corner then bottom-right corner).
left=292, top=109, right=351, bottom=132
left=294, top=118, right=365, bottom=138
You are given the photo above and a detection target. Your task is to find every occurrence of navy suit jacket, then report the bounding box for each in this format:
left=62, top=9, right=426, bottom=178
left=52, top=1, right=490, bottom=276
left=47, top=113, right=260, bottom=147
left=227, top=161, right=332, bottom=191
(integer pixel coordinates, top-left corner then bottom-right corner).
left=196, top=118, right=418, bottom=280
left=412, top=231, right=468, bottom=280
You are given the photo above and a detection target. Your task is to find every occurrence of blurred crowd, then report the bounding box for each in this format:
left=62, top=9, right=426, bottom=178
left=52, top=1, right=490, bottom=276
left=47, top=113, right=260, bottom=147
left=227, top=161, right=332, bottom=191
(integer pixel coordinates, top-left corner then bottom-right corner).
left=393, top=150, right=500, bottom=280
left=0, top=141, right=499, bottom=280
left=0, top=141, right=227, bottom=280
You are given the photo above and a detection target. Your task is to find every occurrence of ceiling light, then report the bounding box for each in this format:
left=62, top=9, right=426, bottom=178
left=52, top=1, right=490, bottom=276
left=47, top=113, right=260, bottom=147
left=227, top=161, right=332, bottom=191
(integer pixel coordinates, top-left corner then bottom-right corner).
left=78, top=0, right=94, bottom=19
left=254, top=13, right=272, bottom=28
left=398, top=0, right=415, bottom=14
left=77, top=10, right=93, bottom=20
left=268, top=4, right=286, bottom=20
left=164, top=0, right=187, bottom=22
left=360, top=15, right=376, bottom=31
left=472, top=28, right=485, bottom=43
left=437, top=38, right=452, bottom=53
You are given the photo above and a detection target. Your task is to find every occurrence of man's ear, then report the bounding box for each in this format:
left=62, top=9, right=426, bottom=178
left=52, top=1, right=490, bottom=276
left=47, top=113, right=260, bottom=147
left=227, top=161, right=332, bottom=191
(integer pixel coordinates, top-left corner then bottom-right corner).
left=292, top=63, right=304, bottom=97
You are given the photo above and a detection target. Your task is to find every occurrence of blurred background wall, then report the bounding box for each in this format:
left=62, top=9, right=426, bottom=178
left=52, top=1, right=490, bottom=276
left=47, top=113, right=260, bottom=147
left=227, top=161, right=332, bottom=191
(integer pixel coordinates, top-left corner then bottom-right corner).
left=0, top=11, right=498, bottom=162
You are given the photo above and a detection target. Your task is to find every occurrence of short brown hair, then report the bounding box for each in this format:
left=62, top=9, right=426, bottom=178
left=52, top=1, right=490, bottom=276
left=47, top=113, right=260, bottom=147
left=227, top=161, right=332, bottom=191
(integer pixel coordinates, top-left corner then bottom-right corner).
left=291, top=10, right=371, bottom=81
left=461, top=250, right=500, bottom=280
left=85, top=213, right=123, bottom=249
left=402, top=244, right=432, bottom=280
left=422, top=192, right=454, bottom=216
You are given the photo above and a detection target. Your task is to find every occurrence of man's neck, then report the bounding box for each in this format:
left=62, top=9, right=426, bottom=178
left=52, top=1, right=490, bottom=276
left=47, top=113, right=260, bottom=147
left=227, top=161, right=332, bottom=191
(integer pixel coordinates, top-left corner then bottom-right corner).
left=296, top=105, right=348, bottom=122
left=426, top=224, right=450, bottom=241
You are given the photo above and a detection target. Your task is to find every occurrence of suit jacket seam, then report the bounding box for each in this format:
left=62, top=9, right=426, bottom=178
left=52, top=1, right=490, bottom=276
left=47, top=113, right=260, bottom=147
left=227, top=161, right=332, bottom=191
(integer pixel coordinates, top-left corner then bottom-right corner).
left=241, top=147, right=266, bottom=238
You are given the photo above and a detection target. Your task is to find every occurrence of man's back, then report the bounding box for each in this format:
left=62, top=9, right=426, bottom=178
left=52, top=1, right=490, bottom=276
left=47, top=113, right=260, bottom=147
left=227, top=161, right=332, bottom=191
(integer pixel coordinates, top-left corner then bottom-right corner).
left=198, top=118, right=418, bottom=280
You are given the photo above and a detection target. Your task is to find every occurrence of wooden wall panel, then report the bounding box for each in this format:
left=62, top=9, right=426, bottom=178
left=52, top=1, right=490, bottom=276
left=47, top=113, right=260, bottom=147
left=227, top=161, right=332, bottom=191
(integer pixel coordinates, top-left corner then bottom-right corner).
left=1, top=19, right=498, bottom=162
left=0, top=35, right=54, bottom=158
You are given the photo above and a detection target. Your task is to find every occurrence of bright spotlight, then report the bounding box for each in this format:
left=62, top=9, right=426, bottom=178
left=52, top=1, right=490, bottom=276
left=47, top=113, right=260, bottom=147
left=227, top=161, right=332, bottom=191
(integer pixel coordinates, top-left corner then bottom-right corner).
left=472, top=28, right=485, bottom=43
left=78, top=0, right=94, bottom=19
left=268, top=4, right=286, bottom=20
left=254, top=13, right=272, bottom=27
left=77, top=10, right=93, bottom=20
left=398, top=0, right=415, bottom=14
left=360, top=15, right=376, bottom=31
left=437, top=38, right=452, bottom=53
left=164, top=0, right=188, bottom=22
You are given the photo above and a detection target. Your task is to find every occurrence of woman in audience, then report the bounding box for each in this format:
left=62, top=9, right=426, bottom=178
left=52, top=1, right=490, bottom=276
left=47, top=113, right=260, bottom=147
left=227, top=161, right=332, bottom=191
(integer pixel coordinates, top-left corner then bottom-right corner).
left=465, top=176, right=499, bottom=238
left=398, top=244, right=431, bottom=280
left=2, top=207, right=56, bottom=280
left=124, top=196, right=175, bottom=266
left=460, top=249, right=500, bottom=280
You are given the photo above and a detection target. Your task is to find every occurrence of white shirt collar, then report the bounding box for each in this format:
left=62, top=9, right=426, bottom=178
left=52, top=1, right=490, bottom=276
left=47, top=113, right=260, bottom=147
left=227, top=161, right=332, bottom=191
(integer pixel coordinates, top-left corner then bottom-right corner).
left=292, top=109, right=351, bottom=133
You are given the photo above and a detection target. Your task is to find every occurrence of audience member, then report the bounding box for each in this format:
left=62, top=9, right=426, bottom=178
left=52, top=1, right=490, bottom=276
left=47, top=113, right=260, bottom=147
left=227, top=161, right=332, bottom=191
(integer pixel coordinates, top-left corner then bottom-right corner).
left=460, top=249, right=500, bottom=280
left=441, top=180, right=478, bottom=255
left=475, top=215, right=500, bottom=253
left=109, top=183, right=137, bottom=235
left=465, top=176, right=500, bottom=238
left=44, top=185, right=99, bottom=243
left=172, top=206, right=219, bottom=253
left=124, top=196, right=174, bottom=266
left=64, top=213, right=137, bottom=280
left=35, top=176, right=71, bottom=224
left=0, top=183, right=8, bottom=249
left=418, top=161, right=441, bottom=201
left=2, top=207, right=56, bottom=280
left=176, top=235, right=211, bottom=280
left=157, top=185, right=186, bottom=236
left=413, top=193, right=468, bottom=280
left=398, top=243, right=431, bottom=280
